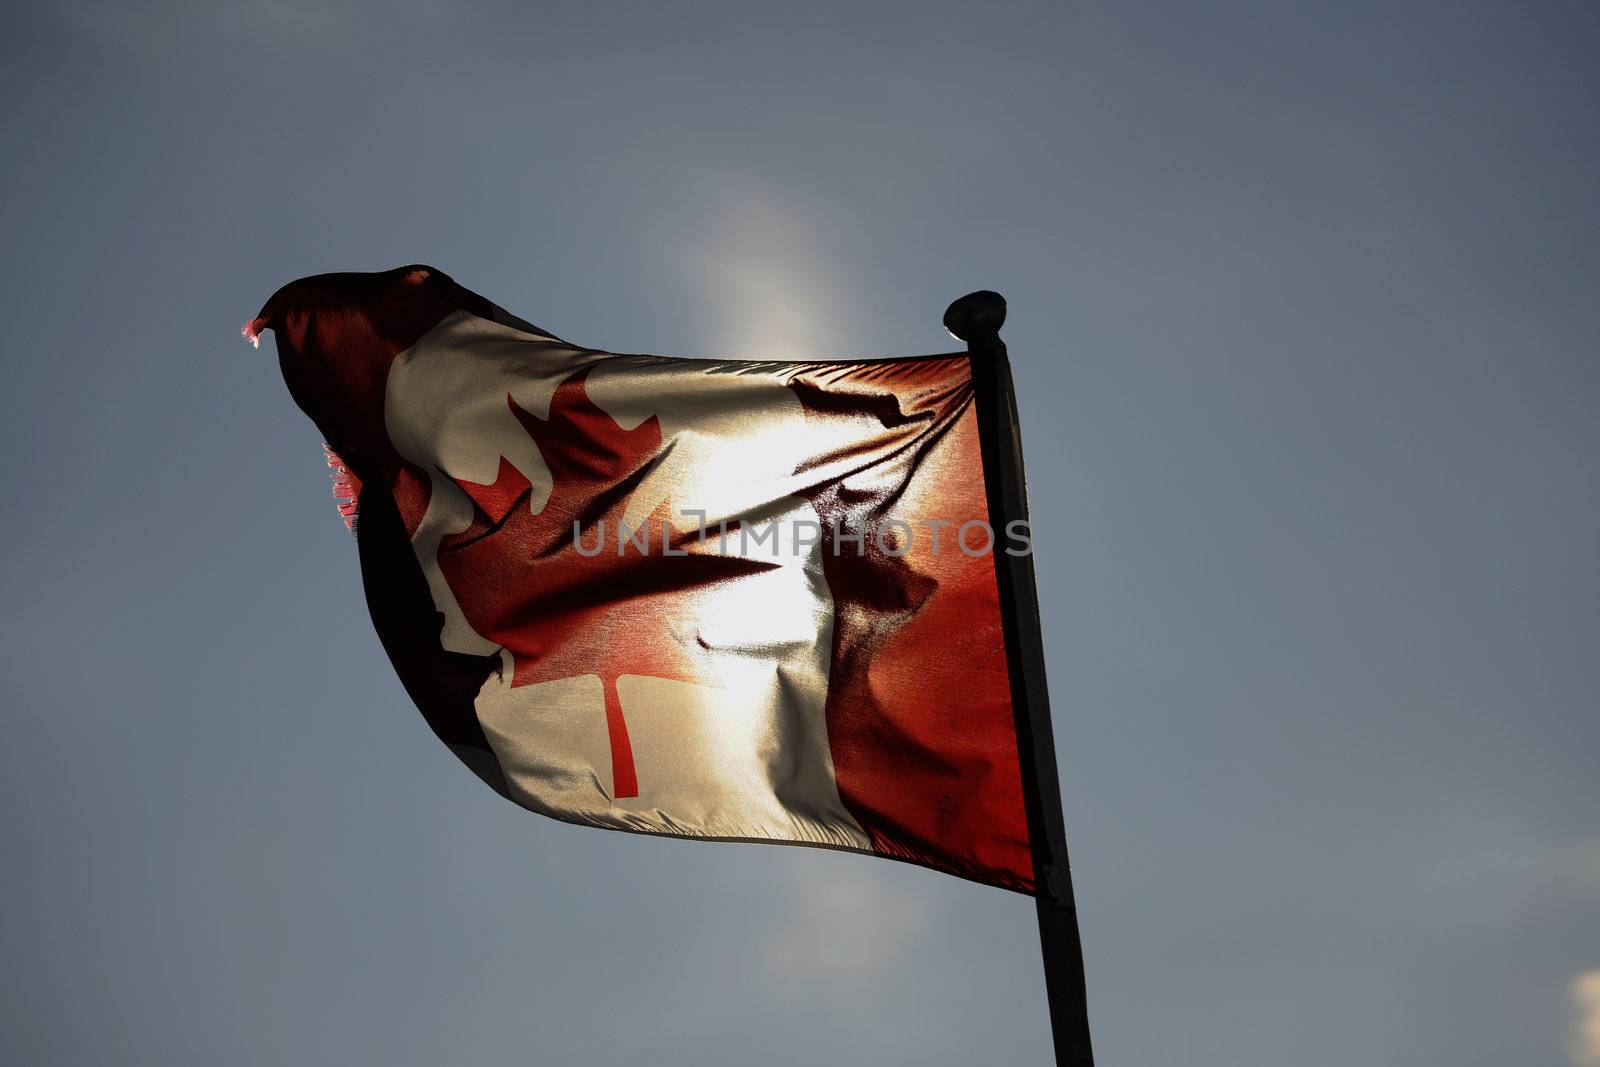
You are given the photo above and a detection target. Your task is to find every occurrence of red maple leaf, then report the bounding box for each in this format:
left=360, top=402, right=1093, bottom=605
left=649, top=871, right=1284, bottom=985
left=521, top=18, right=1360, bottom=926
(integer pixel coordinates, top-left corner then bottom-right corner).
left=433, top=367, right=776, bottom=798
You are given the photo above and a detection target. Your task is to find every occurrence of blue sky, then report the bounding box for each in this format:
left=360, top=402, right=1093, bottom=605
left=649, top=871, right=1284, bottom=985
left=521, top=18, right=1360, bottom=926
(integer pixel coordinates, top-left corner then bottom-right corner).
left=2, top=2, right=1597, bottom=1064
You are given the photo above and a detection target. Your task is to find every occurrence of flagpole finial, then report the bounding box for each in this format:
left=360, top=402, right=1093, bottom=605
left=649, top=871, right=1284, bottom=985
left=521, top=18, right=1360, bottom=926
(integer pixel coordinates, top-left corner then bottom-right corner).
left=943, top=290, right=1007, bottom=343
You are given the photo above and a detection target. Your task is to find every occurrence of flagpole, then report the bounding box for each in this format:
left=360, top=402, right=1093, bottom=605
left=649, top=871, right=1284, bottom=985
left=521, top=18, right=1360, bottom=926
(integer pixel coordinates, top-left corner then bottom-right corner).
left=947, top=291, right=1094, bottom=1067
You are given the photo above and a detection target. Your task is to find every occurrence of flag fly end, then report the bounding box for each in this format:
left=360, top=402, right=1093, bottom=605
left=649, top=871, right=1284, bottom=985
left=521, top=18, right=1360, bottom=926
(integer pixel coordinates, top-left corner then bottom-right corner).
left=241, top=317, right=266, bottom=348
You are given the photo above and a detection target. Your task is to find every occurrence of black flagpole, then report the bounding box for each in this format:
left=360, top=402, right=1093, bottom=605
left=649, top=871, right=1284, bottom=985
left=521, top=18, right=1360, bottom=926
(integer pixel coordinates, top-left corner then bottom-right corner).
left=947, top=291, right=1094, bottom=1067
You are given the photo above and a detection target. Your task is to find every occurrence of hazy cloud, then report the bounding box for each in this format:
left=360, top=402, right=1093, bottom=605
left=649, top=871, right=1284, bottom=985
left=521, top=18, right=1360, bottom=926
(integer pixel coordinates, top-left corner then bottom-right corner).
left=1574, top=972, right=1600, bottom=1067
left=760, top=855, right=939, bottom=981
left=676, top=174, right=859, bottom=360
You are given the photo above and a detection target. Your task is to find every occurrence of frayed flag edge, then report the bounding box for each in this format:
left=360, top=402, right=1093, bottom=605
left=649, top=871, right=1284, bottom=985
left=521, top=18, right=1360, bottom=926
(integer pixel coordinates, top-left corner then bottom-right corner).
left=323, top=444, right=362, bottom=535
left=241, top=317, right=265, bottom=348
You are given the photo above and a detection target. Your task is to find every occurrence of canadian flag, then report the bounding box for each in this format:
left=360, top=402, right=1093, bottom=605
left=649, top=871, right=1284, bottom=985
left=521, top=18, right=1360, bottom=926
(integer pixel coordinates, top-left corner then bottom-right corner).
left=250, top=265, right=1041, bottom=892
